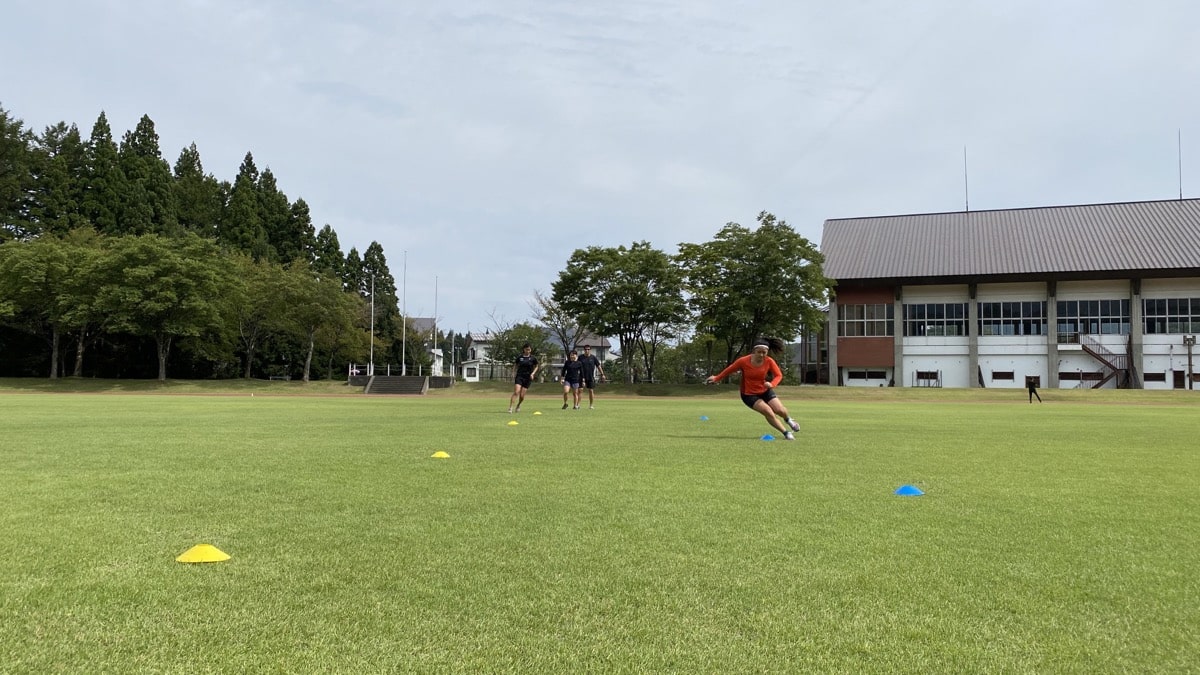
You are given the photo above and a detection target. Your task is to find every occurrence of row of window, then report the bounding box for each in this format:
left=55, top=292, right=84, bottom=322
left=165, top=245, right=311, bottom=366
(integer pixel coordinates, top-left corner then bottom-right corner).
left=839, top=298, right=1200, bottom=337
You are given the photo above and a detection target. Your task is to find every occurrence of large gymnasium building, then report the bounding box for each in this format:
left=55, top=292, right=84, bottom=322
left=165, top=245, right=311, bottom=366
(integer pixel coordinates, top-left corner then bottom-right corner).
left=819, top=198, right=1200, bottom=390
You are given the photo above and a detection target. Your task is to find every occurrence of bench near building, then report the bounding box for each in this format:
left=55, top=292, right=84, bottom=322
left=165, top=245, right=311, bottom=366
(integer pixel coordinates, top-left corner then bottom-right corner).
left=819, top=198, right=1200, bottom=390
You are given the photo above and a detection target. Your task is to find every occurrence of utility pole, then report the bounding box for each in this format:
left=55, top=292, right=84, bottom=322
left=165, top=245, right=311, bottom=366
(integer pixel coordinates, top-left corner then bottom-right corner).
left=1185, top=335, right=1196, bottom=390
left=369, top=274, right=375, bottom=376
left=401, top=250, right=407, bottom=376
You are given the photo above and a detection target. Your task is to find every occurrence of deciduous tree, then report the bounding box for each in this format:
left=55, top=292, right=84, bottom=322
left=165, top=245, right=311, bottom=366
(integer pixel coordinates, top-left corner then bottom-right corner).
left=90, top=233, right=232, bottom=380
left=676, top=212, right=830, bottom=363
left=552, top=242, right=686, bottom=383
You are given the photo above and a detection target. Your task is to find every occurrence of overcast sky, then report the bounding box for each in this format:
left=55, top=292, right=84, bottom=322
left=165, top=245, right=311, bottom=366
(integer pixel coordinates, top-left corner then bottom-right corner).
left=7, top=1, right=1200, bottom=334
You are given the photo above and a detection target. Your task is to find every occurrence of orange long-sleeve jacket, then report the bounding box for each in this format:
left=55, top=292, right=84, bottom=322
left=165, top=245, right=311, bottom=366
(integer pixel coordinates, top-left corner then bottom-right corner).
left=711, top=355, right=782, bottom=395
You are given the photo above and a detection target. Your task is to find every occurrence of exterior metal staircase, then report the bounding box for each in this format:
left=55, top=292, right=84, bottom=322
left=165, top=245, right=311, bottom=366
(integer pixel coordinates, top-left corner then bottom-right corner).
left=1079, top=335, right=1139, bottom=389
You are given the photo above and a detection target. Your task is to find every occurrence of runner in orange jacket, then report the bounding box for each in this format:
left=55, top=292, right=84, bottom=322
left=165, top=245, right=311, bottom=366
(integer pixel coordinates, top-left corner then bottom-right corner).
left=705, top=336, right=800, bottom=440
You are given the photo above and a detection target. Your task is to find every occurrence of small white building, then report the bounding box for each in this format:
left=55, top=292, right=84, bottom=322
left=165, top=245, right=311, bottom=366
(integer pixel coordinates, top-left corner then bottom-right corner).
left=459, top=329, right=615, bottom=382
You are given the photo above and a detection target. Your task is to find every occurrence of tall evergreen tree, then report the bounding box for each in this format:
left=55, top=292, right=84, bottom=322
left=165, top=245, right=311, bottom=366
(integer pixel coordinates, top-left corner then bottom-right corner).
left=360, top=242, right=400, bottom=363
left=80, top=112, right=126, bottom=234
left=220, top=152, right=270, bottom=259
left=172, top=143, right=224, bottom=237
left=119, top=114, right=178, bottom=236
left=280, top=197, right=317, bottom=265
left=256, top=167, right=291, bottom=261
left=30, top=122, right=89, bottom=236
left=312, top=224, right=345, bottom=280
left=344, top=247, right=364, bottom=295
left=0, top=104, right=36, bottom=241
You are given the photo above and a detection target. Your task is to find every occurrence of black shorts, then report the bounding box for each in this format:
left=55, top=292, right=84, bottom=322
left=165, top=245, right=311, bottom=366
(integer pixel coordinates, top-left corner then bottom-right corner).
left=583, top=376, right=596, bottom=389
left=515, top=375, right=533, bottom=389
left=740, top=389, right=777, bottom=409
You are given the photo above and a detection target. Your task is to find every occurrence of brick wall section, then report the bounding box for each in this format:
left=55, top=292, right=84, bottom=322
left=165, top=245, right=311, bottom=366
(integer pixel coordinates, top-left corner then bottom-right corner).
left=835, top=286, right=895, bottom=304
left=836, top=285, right=896, bottom=367
left=837, top=337, right=895, bottom=366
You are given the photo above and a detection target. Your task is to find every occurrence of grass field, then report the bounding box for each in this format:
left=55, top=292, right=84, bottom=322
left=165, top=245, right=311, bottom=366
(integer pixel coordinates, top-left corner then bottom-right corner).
left=2, top=381, right=1198, bottom=672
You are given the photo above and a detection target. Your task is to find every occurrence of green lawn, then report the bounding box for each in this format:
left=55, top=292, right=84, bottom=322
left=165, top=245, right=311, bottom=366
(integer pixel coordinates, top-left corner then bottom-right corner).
left=1, top=385, right=1198, bottom=672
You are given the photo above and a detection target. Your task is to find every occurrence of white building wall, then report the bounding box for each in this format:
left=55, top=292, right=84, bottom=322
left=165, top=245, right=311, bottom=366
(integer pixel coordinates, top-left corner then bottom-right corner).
left=899, top=285, right=971, bottom=387
left=978, top=337, right=1048, bottom=389
left=839, top=367, right=893, bottom=387
left=882, top=278, right=1200, bottom=389
left=1140, top=340, right=1175, bottom=390
left=903, top=285, right=969, bottom=302
left=976, top=282, right=1046, bottom=301
left=1141, top=277, right=1200, bottom=389
left=900, top=339, right=969, bottom=388
left=1056, top=279, right=1129, bottom=297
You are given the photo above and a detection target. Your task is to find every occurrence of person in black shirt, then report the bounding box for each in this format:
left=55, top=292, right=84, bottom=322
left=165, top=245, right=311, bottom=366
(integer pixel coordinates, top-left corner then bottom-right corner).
left=508, top=344, right=539, bottom=413
left=578, top=344, right=606, bottom=409
left=1027, top=377, right=1042, bottom=403
left=560, top=350, right=585, bottom=409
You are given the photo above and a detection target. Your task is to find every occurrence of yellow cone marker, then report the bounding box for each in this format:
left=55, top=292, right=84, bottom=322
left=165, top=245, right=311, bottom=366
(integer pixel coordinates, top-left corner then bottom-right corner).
left=431, top=451, right=450, bottom=458
left=507, top=420, right=519, bottom=426
left=532, top=411, right=542, bottom=415
left=176, top=544, right=230, bottom=564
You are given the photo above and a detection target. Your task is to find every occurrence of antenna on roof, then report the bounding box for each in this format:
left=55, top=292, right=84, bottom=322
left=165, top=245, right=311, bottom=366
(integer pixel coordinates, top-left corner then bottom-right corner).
left=963, top=146, right=970, bottom=212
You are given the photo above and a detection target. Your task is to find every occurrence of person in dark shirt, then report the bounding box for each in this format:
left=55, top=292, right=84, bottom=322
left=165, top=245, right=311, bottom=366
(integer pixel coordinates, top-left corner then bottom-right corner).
left=1027, top=377, right=1042, bottom=403
left=508, top=344, right=539, bottom=413
left=578, top=345, right=606, bottom=409
left=560, top=350, right=585, bottom=409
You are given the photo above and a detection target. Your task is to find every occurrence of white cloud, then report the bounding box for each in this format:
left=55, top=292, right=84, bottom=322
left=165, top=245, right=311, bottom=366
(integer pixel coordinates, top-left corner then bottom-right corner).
left=7, top=0, right=1200, bottom=330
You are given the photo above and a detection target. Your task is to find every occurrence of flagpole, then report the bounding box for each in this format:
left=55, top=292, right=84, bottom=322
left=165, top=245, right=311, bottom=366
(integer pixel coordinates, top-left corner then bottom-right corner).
left=401, top=250, right=407, bottom=376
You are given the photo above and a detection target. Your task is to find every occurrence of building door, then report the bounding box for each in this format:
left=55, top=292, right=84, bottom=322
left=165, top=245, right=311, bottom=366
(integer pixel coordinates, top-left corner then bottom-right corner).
left=1173, top=370, right=1186, bottom=389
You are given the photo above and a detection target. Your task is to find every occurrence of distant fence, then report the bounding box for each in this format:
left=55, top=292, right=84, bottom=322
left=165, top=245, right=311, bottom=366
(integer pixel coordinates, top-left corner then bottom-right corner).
left=348, top=363, right=445, bottom=378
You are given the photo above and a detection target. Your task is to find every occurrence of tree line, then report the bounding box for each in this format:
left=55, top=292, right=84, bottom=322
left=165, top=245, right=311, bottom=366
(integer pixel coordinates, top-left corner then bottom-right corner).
left=1, top=102, right=832, bottom=383
left=487, top=212, right=831, bottom=384
left=0, top=104, right=433, bottom=380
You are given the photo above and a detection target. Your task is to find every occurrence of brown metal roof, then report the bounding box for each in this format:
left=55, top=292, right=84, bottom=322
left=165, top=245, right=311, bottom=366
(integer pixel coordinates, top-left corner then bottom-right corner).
left=820, top=198, right=1200, bottom=282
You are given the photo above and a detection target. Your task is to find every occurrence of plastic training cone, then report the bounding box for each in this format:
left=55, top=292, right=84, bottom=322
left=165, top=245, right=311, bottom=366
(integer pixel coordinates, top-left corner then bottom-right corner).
left=761, top=434, right=775, bottom=441
left=507, top=420, right=519, bottom=426
left=176, top=544, right=230, bottom=564
left=532, top=411, right=543, bottom=415
left=699, top=416, right=709, bottom=421
left=431, top=451, right=450, bottom=458
left=894, top=485, right=924, bottom=496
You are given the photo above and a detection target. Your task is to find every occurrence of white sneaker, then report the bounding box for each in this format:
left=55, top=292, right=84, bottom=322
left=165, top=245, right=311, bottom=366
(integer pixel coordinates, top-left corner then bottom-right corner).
left=783, top=431, right=795, bottom=441
left=589, top=405, right=595, bottom=409
left=787, top=418, right=800, bottom=432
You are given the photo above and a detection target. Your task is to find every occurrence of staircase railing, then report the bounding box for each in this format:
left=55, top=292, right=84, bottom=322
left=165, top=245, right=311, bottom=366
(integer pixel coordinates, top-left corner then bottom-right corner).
left=1079, top=335, right=1132, bottom=389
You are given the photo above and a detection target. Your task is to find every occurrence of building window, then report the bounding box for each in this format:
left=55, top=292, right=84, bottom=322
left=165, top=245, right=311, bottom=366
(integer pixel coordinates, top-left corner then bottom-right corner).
left=904, top=303, right=968, bottom=336
left=1056, top=299, right=1129, bottom=342
left=1059, top=370, right=1105, bottom=381
left=991, top=371, right=1015, bottom=380
left=1143, top=298, right=1200, bottom=334
left=847, top=370, right=888, bottom=380
left=978, top=301, right=1046, bottom=336
left=466, top=367, right=477, bottom=377
left=1144, top=372, right=1167, bottom=382
left=838, top=303, right=894, bottom=337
